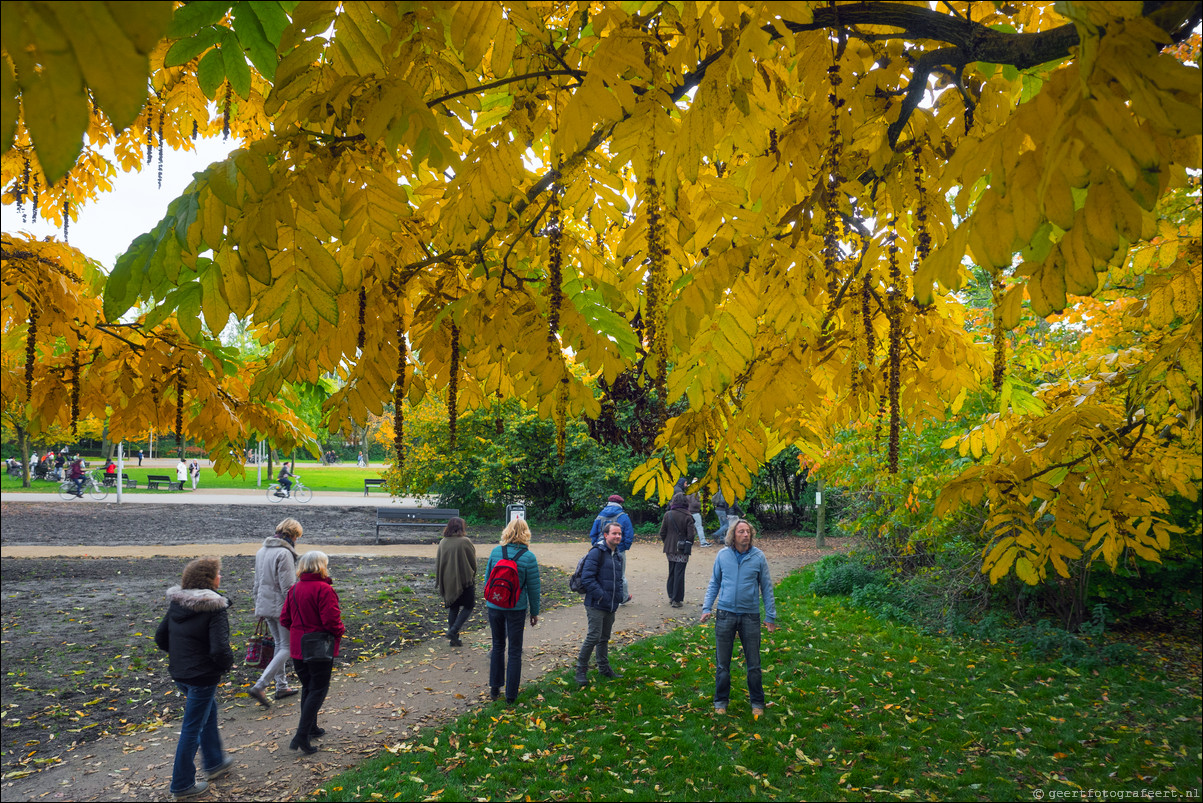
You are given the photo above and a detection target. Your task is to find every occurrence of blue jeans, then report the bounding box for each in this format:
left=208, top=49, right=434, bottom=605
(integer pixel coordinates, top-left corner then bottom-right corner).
left=487, top=608, right=527, bottom=702
left=711, top=508, right=730, bottom=544
left=713, top=610, right=764, bottom=709
left=171, top=682, right=225, bottom=794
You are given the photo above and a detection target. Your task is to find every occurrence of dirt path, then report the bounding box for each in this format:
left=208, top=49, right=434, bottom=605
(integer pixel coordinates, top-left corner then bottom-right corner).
left=2, top=537, right=850, bottom=802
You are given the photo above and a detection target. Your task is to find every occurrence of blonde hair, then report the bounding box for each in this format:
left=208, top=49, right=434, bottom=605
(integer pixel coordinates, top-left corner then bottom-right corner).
left=275, top=517, right=303, bottom=540
left=725, top=518, right=757, bottom=548
left=296, top=550, right=330, bottom=578
left=501, top=517, right=531, bottom=546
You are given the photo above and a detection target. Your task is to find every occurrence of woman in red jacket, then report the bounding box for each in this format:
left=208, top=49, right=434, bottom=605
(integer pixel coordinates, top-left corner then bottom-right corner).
left=279, top=550, right=345, bottom=754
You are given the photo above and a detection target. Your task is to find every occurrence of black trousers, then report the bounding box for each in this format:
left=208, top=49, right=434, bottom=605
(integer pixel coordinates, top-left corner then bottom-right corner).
left=667, top=560, right=688, bottom=604
left=448, top=585, right=476, bottom=636
left=295, top=659, right=332, bottom=740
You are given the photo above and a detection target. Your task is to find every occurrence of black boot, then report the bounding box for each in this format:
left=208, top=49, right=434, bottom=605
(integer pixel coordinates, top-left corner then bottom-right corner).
left=575, top=644, right=593, bottom=686
left=597, top=645, right=621, bottom=678
left=448, top=605, right=473, bottom=647
left=289, top=734, right=318, bottom=754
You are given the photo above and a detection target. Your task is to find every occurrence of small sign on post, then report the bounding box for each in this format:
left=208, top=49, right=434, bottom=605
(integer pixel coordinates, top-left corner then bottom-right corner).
left=505, top=503, right=526, bottom=524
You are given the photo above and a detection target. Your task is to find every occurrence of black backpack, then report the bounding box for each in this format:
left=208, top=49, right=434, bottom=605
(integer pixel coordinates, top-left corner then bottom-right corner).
left=569, top=546, right=605, bottom=594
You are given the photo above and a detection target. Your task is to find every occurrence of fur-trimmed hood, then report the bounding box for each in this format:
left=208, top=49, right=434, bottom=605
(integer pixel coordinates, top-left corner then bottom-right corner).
left=165, top=586, right=231, bottom=612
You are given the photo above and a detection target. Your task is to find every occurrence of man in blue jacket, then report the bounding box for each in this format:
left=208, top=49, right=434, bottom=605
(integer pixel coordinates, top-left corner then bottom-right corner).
left=575, top=522, right=625, bottom=686
left=700, top=518, right=777, bottom=717
left=588, top=494, right=635, bottom=603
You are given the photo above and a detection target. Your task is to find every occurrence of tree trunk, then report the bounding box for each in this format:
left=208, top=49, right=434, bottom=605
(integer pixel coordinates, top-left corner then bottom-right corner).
left=17, top=422, right=31, bottom=489
left=815, top=476, right=826, bottom=547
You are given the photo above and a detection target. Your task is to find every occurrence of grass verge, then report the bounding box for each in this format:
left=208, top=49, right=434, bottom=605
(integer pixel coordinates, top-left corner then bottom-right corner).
left=314, top=569, right=1201, bottom=802
left=1, top=465, right=382, bottom=494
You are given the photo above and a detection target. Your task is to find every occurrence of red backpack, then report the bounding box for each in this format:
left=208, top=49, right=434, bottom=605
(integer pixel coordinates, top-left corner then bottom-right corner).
left=484, top=545, right=526, bottom=608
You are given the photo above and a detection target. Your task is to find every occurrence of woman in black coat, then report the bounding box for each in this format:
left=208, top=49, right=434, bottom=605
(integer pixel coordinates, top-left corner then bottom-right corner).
left=155, top=557, right=235, bottom=800
left=659, top=492, right=696, bottom=608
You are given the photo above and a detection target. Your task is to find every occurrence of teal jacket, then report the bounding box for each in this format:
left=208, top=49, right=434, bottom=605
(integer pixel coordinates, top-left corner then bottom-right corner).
left=484, top=544, right=541, bottom=616
left=701, top=545, right=776, bottom=623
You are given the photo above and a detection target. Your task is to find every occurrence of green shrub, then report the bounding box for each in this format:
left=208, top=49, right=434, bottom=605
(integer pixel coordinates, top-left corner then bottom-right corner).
left=810, top=553, right=885, bottom=596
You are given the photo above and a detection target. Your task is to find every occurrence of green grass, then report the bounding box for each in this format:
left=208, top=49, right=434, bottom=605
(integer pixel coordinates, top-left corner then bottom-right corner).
left=314, top=570, right=1201, bottom=802
left=1, top=464, right=386, bottom=494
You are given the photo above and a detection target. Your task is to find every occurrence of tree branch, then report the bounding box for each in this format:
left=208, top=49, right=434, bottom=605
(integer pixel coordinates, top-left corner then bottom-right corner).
left=426, top=69, right=586, bottom=110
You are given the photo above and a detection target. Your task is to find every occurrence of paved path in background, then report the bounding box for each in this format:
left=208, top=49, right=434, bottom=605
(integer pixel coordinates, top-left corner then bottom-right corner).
left=1, top=534, right=849, bottom=802
left=0, top=489, right=429, bottom=507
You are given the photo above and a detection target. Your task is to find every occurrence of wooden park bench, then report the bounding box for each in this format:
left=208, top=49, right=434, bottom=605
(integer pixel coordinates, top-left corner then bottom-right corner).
left=364, top=478, right=386, bottom=496
left=146, top=474, right=182, bottom=491
left=375, top=507, right=458, bottom=544
left=102, top=473, right=137, bottom=489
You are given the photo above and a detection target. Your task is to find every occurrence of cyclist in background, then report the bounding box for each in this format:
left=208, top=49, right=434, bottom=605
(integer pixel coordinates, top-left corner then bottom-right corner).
left=69, top=457, right=86, bottom=497
left=278, top=462, right=294, bottom=497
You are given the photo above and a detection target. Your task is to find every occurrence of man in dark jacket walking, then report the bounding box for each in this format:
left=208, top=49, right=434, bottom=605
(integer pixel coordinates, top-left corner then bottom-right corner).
left=575, top=522, right=625, bottom=685
left=588, top=494, right=635, bottom=603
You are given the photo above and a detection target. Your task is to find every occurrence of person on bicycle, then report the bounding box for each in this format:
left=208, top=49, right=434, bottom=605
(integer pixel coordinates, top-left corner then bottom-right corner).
left=278, top=462, right=294, bottom=497
left=69, top=457, right=86, bottom=497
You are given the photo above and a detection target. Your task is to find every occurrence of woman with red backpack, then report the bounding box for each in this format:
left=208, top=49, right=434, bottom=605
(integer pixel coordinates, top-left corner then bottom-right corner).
left=483, top=518, right=541, bottom=705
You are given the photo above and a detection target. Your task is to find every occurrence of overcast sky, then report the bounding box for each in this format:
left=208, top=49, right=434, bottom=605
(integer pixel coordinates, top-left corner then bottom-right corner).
left=1, top=137, right=239, bottom=269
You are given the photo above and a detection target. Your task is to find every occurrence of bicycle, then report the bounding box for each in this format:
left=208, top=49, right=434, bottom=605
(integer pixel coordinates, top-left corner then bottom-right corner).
left=59, top=471, right=108, bottom=501
left=267, top=476, right=313, bottom=503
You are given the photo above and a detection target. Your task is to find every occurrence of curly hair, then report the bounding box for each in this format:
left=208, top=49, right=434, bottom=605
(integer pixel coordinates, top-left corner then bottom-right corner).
left=724, top=518, right=757, bottom=548
left=181, top=556, right=221, bottom=590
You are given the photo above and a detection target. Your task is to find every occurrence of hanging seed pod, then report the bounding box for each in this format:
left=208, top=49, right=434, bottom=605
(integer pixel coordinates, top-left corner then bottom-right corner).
left=992, top=274, right=1006, bottom=393
left=175, top=367, right=185, bottom=456
left=222, top=83, right=232, bottom=141
left=768, top=128, right=778, bottom=156
left=555, top=371, right=568, bottom=465
left=70, top=350, right=80, bottom=438
left=644, top=143, right=668, bottom=415
left=146, top=107, right=154, bottom=164
left=547, top=186, right=563, bottom=347
left=887, top=219, right=902, bottom=475
left=31, top=175, right=39, bottom=222
left=24, top=304, right=37, bottom=402
left=62, top=200, right=69, bottom=243
left=823, top=52, right=845, bottom=298
left=158, top=107, right=166, bottom=189
left=356, top=288, right=367, bottom=351
left=913, top=147, right=931, bottom=264
left=861, top=276, right=875, bottom=363
left=448, top=323, right=460, bottom=451
left=394, top=311, right=406, bottom=469
left=857, top=275, right=875, bottom=405
left=17, top=156, right=29, bottom=223
left=192, top=119, right=199, bottom=141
